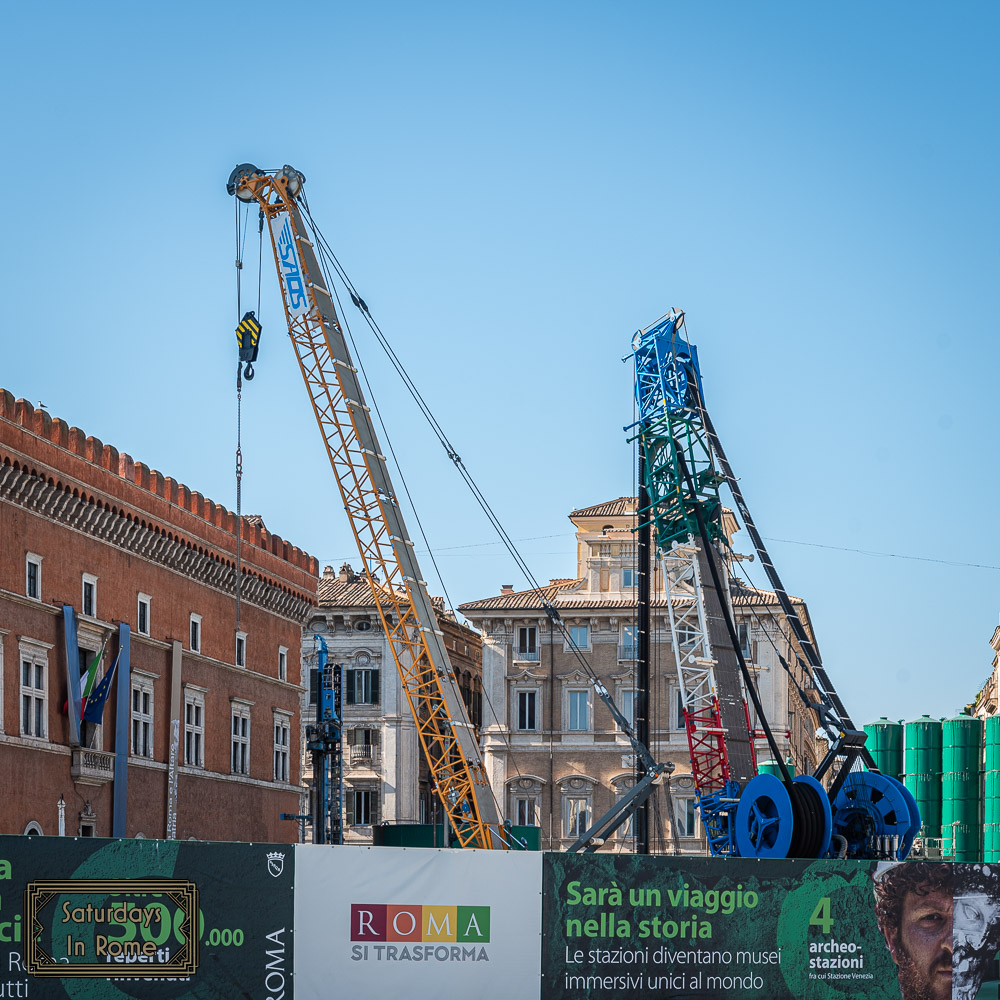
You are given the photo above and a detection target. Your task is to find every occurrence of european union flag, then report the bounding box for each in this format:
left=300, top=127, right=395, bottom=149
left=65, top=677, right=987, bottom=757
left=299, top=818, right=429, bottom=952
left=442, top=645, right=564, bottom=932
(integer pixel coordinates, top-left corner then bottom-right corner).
left=82, top=651, right=120, bottom=724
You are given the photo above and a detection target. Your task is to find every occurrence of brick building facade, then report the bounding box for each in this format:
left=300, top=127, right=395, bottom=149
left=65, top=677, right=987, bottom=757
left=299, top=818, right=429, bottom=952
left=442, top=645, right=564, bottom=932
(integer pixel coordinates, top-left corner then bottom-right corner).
left=0, top=391, right=317, bottom=842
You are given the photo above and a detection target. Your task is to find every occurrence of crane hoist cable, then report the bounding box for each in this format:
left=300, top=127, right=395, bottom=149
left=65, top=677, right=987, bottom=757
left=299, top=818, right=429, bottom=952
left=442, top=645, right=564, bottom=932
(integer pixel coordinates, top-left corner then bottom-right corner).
left=233, top=206, right=265, bottom=635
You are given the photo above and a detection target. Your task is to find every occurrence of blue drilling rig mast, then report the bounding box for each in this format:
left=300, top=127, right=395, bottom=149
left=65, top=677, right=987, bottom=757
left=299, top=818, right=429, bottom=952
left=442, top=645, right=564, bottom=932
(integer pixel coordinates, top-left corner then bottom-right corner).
left=630, top=310, right=921, bottom=860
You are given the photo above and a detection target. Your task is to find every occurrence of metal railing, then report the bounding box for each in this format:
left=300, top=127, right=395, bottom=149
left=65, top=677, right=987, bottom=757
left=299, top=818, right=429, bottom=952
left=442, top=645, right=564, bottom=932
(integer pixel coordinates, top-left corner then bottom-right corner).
left=513, top=649, right=540, bottom=662
left=618, top=644, right=638, bottom=661
left=350, top=744, right=380, bottom=766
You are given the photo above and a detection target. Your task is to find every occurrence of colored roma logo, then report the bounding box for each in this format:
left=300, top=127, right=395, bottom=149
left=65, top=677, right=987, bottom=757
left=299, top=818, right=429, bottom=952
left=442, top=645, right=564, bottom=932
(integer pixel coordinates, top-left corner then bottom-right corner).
left=351, top=904, right=490, bottom=943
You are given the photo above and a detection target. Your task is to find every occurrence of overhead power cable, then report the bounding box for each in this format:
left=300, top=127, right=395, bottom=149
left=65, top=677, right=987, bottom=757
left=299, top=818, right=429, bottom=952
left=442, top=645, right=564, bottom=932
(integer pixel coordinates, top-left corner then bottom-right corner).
left=763, top=536, right=1000, bottom=572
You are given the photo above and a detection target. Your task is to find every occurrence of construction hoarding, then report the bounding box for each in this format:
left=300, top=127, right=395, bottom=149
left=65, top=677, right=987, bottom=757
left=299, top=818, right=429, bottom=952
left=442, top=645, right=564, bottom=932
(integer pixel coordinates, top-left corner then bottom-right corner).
left=295, top=843, right=542, bottom=998
left=5, top=836, right=1000, bottom=999
left=542, top=853, right=1000, bottom=1000
left=0, top=836, right=292, bottom=999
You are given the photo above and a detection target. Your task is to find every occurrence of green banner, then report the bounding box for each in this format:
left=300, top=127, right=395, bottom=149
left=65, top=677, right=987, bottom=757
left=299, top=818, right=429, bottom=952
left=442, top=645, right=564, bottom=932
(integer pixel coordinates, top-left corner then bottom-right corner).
left=542, top=854, right=1000, bottom=1000
left=0, top=835, right=293, bottom=999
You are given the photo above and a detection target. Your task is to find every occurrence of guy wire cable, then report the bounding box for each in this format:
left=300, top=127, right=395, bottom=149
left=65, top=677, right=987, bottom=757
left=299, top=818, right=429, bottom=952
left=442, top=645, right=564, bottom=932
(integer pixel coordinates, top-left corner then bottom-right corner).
left=297, top=200, right=649, bottom=757
left=305, top=215, right=523, bottom=793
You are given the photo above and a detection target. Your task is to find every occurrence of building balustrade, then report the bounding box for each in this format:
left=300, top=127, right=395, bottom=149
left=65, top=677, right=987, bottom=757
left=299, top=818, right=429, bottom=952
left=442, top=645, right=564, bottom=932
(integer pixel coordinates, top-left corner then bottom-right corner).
left=70, top=748, right=115, bottom=786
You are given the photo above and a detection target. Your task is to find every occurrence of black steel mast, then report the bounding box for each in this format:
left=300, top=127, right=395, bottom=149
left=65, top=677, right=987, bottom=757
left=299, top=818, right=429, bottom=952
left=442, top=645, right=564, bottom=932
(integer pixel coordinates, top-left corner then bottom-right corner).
left=637, top=441, right=651, bottom=853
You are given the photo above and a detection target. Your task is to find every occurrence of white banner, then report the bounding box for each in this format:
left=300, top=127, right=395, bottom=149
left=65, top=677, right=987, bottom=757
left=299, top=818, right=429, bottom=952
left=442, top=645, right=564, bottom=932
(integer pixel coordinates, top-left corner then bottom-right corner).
left=294, top=844, right=542, bottom=998
left=270, top=211, right=313, bottom=319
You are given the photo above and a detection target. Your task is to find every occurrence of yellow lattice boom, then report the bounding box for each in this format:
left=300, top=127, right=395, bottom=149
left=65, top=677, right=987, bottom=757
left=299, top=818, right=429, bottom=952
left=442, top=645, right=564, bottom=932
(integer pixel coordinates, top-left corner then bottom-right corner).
left=231, top=166, right=502, bottom=849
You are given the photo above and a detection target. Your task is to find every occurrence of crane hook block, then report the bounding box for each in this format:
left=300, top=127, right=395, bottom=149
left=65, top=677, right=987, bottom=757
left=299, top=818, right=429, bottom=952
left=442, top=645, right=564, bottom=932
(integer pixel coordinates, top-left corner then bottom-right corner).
left=236, top=311, right=261, bottom=381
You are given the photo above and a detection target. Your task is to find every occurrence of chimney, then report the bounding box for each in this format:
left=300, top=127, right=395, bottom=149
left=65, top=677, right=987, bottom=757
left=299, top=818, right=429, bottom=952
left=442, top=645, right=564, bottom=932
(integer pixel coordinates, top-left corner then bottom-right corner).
left=500, top=584, right=514, bottom=595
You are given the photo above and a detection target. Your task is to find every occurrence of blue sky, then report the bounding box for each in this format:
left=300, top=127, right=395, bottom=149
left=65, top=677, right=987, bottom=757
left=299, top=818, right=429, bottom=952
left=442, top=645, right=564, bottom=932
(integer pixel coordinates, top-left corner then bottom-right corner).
left=2, top=2, right=998, bottom=724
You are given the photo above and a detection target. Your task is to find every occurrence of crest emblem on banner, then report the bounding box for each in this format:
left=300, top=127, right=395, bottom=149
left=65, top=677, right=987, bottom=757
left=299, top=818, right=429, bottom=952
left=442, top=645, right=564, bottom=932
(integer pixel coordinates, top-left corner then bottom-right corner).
left=267, top=851, right=285, bottom=878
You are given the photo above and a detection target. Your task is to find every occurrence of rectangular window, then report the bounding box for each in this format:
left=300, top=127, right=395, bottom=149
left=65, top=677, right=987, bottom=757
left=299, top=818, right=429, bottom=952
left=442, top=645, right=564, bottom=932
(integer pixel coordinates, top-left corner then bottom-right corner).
left=231, top=705, right=250, bottom=775
left=676, top=624, right=698, bottom=647
left=348, top=789, right=376, bottom=826
left=20, top=656, right=46, bottom=738
left=235, top=632, right=247, bottom=668
left=189, top=614, right=202, bottom=654
left=567, top=690, right=589, bottom=731
left=516, top=626, right=538, bottom=659
left=566, top=797, right=589, bottom=838
left=82, top=575, right=97, bottom=618
left=515, top=797, right=537, bottom=826
left=622, top=567, right=636, bottom=588
left=738, top=622, right=754, bottom=659
left=137, top=594, right=151, bottom=636
left=620, top=689, right=636, bottom=729
left=273, top=715, right=290, bottom=783
left=620, top=624, right=638, bottom=660
left=345, top=668, right=380, bottom=705
left=278, top=646, right=288, bottom=682
left=131, top=680, right=153, bottom=758
left=184, top=691, right=204, bottom=767
left=675, top=798, right=698, bottom=838
left=26, top=553, right=41, bottom=600
left=675, top=688, right=687, bottom=730
left=568, top=625, right=589, bottom=649
left=517, top=690, right=537, bottom=731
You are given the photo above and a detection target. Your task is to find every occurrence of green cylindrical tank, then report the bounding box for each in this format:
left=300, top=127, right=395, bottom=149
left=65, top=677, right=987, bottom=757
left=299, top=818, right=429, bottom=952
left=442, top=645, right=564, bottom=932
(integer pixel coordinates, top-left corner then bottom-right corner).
left=985, top=716, right=1000, bottom=862
left=904, top=715, right=943, bottom=838
left=942, top=713, right=983, bottom=861
left=757, top=757, right=795, bottom=778
left=943, top=714, right=982, bottom=773
left=865, top=717, right=904, bottom=780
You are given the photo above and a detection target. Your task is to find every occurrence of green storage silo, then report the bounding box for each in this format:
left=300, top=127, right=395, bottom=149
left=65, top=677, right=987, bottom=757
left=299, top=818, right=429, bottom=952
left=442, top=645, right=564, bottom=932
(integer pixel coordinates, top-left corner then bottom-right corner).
left=942, top=713, right=983, bottom=861
left=865, top=717, right=904, bottom=781
left=986, top=716, right=1000, bottom=862
left=904, top=715, right=943, bottom=839
left=757, top=757, right=795, bottom=778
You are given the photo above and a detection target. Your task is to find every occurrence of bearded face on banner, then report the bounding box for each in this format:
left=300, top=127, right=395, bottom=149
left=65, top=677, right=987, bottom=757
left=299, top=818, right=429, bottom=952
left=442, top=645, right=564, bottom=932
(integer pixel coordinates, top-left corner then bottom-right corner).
left=875, top=862, right=1000, bottom=1000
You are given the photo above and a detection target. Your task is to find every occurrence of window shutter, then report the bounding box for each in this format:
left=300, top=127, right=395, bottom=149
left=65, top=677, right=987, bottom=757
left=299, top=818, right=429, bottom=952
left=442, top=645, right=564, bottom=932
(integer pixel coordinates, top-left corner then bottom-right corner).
left=346, top=791, right=355, bottom=826
left=346, top=728, right=356, bottom=746
left=371, top=670, right=380, bottom=705
left=372, top=729, right=380, bottom=747
left=372, top=790, right=380, bottom=826
left=345, top=670, right=356, bottom=705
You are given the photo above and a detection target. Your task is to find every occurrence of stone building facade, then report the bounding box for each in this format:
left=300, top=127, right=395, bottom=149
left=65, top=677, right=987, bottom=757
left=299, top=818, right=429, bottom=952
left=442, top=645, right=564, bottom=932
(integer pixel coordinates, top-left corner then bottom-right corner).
left=303, top=563, right=483, bottom=843
left=0, top=391, right=317, bottom=842
left=973, top=615, right=1000, bottom=718
left=459, top=498, right=823, bottom=853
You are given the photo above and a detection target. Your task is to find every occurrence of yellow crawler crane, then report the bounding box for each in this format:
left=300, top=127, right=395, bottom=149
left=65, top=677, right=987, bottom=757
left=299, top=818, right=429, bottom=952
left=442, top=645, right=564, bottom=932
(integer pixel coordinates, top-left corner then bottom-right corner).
left=228, top=163, right=503, bottom=849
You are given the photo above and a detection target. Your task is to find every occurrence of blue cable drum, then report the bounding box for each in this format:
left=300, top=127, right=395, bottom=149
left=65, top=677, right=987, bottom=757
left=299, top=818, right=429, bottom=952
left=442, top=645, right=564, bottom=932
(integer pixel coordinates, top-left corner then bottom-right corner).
left=794, top=774, right=833, bottom=858
left=882, top=774, right=921, bottom=859
left=734, top=773, right=794, bottom=858
left=832, top=771, right=913, bottom=860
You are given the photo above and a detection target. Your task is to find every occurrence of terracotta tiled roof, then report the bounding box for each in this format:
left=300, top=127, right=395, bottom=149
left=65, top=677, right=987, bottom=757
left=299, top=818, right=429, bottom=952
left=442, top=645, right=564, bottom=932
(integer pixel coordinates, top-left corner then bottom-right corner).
left=458, top=580, right=582, bottom=612
left=570, top=497, right=636, bottom=518
left=317, top=575, right=382, bottom=607
left=459, top=579, right=802, bottom=613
